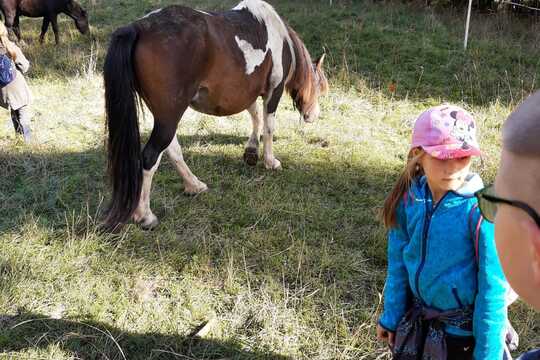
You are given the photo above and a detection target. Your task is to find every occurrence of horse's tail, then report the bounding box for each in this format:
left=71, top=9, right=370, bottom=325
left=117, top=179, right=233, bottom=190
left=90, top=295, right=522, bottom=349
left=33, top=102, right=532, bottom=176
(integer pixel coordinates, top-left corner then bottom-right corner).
left=103, top=25, right=141, bottom=231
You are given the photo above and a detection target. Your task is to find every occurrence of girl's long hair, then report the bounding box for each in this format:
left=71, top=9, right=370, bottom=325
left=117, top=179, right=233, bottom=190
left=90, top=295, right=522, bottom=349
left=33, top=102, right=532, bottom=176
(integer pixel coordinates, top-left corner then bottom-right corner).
left=382, top=148, right=425, bottom=229
left=0, top=22, right=18, bottom=60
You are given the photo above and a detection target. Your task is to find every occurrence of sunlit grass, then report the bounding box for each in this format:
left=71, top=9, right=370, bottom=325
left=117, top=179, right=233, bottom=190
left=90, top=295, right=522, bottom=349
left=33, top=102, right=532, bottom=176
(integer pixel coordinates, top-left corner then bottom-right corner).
left=0, top=0, right=538, bottom=359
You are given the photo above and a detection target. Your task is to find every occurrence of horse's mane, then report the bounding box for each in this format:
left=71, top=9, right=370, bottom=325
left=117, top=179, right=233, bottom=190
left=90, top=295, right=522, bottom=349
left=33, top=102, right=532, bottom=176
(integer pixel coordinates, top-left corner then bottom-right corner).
left=285, top=26, right=316, bottom=114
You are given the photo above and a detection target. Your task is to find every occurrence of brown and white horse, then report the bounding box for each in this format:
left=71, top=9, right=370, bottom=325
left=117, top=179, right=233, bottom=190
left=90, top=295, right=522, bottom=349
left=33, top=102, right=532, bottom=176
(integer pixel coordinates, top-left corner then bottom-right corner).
left=103, top=0, right=328, bottom=231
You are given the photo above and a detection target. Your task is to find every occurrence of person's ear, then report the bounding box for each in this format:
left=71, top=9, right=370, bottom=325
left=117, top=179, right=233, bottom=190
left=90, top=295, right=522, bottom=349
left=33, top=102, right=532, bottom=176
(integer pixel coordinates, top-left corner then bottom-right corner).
left=523, top=219, right=540, bottom=285
left=411, top=147, right=424, bottom=158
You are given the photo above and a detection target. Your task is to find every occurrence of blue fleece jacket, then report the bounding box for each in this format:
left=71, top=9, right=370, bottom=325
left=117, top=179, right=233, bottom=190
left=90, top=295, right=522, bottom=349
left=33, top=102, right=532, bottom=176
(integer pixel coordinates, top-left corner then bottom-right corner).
left=379, top=174, right=509, bottom=360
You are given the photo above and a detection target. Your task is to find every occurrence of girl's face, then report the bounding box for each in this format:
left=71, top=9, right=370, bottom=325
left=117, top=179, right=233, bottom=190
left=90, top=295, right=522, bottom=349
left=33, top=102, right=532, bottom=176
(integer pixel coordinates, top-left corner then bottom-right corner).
left=420, top=153, right=472, bottom=197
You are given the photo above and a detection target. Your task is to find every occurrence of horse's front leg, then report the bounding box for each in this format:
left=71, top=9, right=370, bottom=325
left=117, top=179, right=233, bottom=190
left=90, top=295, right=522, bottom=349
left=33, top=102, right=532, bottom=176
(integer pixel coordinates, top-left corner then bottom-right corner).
left=243, top=101, right=262, bottom=166
left=262, top=84, right=285, bottom=170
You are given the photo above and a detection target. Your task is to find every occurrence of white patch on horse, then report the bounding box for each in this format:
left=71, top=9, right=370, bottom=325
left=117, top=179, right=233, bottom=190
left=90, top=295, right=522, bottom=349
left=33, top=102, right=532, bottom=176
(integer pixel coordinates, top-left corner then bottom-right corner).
left=233, top=0, right=296, bottom=87
left=235, top=36, right=268, bottom=75
left=141, top=8, right=162, bottom=19
left=195, top=9, right=213, bottom=16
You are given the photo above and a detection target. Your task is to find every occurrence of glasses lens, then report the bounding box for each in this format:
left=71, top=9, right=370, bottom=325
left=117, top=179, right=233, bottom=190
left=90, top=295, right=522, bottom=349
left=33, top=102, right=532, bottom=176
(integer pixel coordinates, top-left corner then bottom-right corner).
left=478, top=186, right=498, bottom=222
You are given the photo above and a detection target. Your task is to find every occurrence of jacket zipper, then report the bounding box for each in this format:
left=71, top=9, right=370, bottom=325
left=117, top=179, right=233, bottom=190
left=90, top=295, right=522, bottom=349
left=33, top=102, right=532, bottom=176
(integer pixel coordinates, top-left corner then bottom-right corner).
left=452, top=287, right=464, bottom=308
left=414, top=191, right=449, bottom=303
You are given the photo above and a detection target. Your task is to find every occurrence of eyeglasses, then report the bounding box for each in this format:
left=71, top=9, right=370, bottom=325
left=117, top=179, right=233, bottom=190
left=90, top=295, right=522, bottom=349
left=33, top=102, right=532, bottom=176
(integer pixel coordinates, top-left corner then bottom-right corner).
left=475, top=185, right=540, bottom=227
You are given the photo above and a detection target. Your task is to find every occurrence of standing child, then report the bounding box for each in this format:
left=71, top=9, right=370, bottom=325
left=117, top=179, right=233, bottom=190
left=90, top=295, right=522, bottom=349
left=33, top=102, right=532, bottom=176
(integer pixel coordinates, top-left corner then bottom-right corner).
left=376, top=105, right=509, bottom=359
left=0, top=21, right=32, bottom=142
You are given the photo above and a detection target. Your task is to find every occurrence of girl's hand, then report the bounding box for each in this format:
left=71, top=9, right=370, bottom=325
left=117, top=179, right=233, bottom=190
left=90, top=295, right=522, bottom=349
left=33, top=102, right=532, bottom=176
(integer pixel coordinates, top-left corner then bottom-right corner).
left=376, top=324, right=395, bottom=348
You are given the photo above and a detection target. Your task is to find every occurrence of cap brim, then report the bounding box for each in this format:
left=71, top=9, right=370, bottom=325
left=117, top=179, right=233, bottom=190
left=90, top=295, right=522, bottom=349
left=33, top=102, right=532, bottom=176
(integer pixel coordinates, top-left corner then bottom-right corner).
left=421, top=144, right=482, bottom=160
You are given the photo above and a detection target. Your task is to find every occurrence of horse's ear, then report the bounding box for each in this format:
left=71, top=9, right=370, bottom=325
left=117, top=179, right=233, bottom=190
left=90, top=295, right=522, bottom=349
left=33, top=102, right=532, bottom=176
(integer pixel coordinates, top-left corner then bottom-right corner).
left=315, top=53, right=326, bottom=71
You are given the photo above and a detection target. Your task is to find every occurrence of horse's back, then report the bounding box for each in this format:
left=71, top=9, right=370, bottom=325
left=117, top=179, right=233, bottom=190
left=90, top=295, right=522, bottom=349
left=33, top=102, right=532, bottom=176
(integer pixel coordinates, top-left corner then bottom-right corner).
left=131, top=6, right=212, bottom=113
left=135, top=5, right=208, bottom=36
left=133, top=4, right=274, bottom=116
left=13, top=0, right=49, bottom=17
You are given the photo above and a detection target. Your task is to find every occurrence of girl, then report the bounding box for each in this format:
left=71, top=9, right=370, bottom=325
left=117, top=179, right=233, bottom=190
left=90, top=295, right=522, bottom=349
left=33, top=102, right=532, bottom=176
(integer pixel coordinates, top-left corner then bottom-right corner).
left=0, top=21, right=32, bottom=142
left=377, top=105, right=509, bottom=359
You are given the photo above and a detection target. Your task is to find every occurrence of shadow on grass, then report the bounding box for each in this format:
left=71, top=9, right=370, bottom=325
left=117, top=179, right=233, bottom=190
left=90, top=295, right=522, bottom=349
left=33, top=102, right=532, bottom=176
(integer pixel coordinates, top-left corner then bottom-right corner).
left=0, top=132, right=391, bottom=353
left=0, top=131, right=391, bottom=255
left=0, top=130, right=391, bottom=216
left=0, top=312, right=291, bottom=359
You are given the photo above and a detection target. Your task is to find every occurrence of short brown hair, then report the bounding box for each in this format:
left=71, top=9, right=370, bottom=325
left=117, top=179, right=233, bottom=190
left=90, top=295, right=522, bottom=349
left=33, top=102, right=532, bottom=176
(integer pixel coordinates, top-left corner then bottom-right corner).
left=503, top=91, right=540, bottom=157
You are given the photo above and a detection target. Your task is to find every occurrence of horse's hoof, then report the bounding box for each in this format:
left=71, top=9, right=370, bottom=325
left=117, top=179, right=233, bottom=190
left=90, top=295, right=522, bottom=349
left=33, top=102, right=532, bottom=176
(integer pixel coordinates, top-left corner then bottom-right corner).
left=184, top=181, right=208, bottom=196
left=243, top=147, right=259, bottom=166
left=134, top=212, right=159, bottom=230
left=139, top=216, right=159, bottom=231
left=264, top=158, right=282, bottom=170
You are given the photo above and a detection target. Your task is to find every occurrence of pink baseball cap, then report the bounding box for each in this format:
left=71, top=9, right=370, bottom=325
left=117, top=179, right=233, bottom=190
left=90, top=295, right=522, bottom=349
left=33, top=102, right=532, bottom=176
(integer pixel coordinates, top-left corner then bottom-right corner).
left=411, top=105, right=481, bottom=159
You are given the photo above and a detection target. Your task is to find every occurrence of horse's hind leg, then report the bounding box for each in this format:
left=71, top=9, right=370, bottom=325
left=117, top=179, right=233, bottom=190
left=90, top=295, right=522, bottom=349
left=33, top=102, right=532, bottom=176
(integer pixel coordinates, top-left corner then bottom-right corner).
left=133, top=152, right=163, bottom=230
left=133, top=120, right=179, bottom=229
left=3, top=10, right=17, bottom=42
left=50, top=14, right=59, bottom=44
left=166, top=135, right=207, bottom=194
left=13, top=15, right=20, bottom=42
left=243, top=102, right=262, bottom=166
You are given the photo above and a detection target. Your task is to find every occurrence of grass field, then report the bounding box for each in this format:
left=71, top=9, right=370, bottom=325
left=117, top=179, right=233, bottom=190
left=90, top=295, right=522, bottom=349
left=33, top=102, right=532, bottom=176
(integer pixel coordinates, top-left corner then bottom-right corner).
left=0, top=0, right=539, bottom=359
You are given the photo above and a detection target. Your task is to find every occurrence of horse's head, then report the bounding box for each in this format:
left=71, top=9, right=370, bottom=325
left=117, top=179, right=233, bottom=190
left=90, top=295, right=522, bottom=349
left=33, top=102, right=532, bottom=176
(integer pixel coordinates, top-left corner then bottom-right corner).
left=286, top=42, right=329, bottom=124
left=302, top=54, right=328, bottom=123
left=66, top=0, right=90, bottom=35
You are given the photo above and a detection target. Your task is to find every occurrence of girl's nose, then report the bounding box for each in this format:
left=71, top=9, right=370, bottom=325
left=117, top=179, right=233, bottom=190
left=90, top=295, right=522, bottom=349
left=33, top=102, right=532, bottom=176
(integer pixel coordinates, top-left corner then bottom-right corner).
left=446, top=158, right=464, bottom=173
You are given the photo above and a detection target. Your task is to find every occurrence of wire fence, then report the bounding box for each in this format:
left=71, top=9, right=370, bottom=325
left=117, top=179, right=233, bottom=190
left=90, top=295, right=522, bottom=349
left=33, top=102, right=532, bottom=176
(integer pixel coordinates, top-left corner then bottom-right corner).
left=497, top=0, right=540, bottom=11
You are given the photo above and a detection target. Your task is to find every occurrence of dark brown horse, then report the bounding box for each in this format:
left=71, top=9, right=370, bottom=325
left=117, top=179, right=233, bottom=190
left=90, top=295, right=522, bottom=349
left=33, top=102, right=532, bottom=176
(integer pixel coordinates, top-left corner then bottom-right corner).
left=103, top=0, right=328, bottom=231
left=0, top=0, right=89, bottom=44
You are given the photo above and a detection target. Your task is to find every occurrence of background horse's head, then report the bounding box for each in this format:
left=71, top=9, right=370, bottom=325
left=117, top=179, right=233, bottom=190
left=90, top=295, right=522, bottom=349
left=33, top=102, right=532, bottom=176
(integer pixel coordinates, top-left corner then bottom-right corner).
left=286, top=28, right=329, bottom=124
left=65, top=0, right=90, bottom=35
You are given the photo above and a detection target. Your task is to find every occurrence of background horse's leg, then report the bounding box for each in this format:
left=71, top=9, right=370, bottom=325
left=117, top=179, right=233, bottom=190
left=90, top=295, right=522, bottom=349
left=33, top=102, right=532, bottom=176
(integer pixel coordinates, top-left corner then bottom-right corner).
left=243, top=102, right=262, bottom=166
left=3, top=10, right=17, bottom=42
left=13, top=15, right=20, bottom=42
left=50, top=14, right=60, bottom=44
left=40, top=17, right=50, bottom=43
left=262, top=83, right=285, bottom=170
left=133, top=120, right=180, bottom=230
left=166, top=135, right=208, bottom=194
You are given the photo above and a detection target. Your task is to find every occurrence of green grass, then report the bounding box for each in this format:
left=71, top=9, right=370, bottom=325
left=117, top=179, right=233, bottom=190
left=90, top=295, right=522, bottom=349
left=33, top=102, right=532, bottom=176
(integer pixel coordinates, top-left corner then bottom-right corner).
left=0, top=0, right=539, bottom=359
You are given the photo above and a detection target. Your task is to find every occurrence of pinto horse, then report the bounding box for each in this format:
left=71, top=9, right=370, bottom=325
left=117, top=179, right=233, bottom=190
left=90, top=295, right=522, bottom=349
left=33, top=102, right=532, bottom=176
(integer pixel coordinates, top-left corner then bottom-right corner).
left=103, top=0, right=328, bottom=231
left=0, top=0, right=89, bottom=44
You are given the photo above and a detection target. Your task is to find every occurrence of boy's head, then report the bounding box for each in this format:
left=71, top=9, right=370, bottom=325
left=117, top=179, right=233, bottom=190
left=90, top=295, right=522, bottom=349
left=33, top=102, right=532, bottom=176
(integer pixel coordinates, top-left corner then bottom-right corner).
left=494, top=91, right=540, bottom=310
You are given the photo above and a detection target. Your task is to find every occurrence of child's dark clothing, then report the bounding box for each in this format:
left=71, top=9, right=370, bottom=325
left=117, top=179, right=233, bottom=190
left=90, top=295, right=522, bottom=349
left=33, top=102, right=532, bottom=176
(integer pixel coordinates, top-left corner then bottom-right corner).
left=446, top=336, right=475, bottom=360
left=10, top=105, right=31, bottom=141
